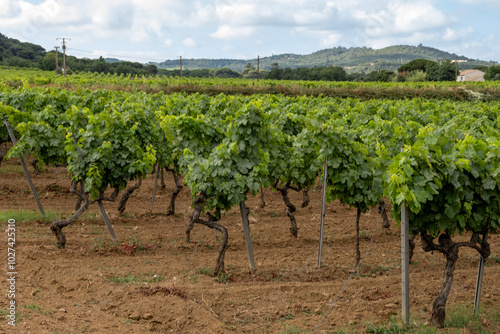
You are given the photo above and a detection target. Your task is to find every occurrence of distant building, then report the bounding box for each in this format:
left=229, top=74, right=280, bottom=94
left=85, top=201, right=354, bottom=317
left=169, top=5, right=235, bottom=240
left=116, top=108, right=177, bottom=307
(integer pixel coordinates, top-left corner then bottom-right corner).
left=456, top=69, right=485, bottom=82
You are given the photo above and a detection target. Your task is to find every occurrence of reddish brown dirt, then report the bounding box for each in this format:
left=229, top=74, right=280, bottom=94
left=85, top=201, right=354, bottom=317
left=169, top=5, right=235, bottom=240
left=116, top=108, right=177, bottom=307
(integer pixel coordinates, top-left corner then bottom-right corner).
left=1, top=158, right=499, bottom=333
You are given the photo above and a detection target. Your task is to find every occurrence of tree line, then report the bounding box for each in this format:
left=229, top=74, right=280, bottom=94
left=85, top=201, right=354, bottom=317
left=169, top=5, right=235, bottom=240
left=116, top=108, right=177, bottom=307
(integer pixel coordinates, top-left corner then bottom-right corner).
left=160, top=60, right=500, bottom=82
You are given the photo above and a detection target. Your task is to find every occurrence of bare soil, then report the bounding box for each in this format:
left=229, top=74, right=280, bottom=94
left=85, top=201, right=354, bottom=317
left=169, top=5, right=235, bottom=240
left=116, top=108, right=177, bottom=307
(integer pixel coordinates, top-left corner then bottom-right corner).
left=1, top=158, right=499, bottom=333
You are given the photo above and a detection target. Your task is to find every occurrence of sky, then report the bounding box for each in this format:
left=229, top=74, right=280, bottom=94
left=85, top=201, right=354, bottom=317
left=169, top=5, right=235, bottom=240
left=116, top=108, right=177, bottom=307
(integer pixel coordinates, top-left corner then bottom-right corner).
left=1, top=0, right=499, bottom=64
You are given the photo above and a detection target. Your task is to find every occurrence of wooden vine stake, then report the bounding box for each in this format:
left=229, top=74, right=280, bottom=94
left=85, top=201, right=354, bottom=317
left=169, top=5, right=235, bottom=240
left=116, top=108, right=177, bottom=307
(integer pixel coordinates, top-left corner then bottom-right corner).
left=401, top=200, right=410, bottom=325
left=97, top=200, right=118, bottom=244
left=4, top=120, right=45, bottom=216
left=239, top=201, right=256, bottom=273
left=473, top=232, right=487, bottom=314
left=317, top=157, right=327, bottom=268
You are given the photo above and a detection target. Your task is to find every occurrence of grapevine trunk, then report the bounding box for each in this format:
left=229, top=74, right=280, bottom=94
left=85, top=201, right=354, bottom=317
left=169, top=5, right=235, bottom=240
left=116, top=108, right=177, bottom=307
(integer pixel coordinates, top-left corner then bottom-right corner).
left=259, top=184, right=265, bottom=208
left=188, top=196, right=228, bottom=276
left=0, top=142, right=4, bottom=167
left=31, top=158, right=39, bottom=175
left=118, top=178, right=142, bottom=214
left=301, top=188, right=310, bottom=208
left=377, top=200, right=390, bottom=228
left=160, top=167, right=166, bottom=191
left=166, top=170, right=182, bottom=216
left=277, top=183, right=298, bottom=238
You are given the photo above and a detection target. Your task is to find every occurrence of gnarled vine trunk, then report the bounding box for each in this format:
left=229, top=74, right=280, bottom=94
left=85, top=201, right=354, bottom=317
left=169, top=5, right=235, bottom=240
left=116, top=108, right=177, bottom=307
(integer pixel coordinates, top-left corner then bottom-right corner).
left=276, top=181, right=298, bottom=238
left=161, top=167, right=166, bottom=191
left=51, top=184, right=119, bottom=248
left=166, top=169, right=182, bottom=216
left=259, top=184, right=265, bottom=208
left=51, top=181, right=89, bottom=248
left=421, top=231, right=490, bottom=328
left=0, top=142, right=5, bottom=168
left=377, top=200, right=390, bottom=228
left=118, top=178, right=142, bottom=214
left=409, top=234, right=416, bottom=263
left=31, top=158, right=39, bottom=175
left=187, top=196, right=228, bottom=276
left=73, top=180, right=84, bottom=211
left=301, top=188, right=310, bottom=208
left=186, top=210, right=196, bottom=243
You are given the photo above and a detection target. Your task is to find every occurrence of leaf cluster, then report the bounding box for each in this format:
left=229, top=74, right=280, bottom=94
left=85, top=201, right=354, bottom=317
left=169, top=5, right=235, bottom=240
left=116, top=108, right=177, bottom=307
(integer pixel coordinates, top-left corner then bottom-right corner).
left=387, top=125, right=500, bottom=236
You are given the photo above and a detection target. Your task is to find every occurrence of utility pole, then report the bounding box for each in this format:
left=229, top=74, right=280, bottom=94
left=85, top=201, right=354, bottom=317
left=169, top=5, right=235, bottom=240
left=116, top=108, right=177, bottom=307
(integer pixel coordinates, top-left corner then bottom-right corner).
left=57, top=38, right=71, bottom=77
left=54, top=46, right=59, bottom=74
left=180, top=56, right=183, bottom=78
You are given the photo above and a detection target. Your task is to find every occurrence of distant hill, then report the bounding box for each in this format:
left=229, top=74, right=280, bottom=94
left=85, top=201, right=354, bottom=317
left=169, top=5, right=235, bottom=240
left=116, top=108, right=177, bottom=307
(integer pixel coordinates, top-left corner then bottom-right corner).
left=0, top=33, right=46, bottom=67
left=0, top=31, right=496, bottom=74
left=156, top=44, right=495, bottom=72
left=104, top=58, right=123, bottom=64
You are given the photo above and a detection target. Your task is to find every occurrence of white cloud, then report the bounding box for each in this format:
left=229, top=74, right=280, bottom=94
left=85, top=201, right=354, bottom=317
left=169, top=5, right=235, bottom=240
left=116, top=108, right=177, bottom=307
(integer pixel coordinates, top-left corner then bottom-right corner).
left=214, top=1, right=256, bottom=25
left=0, top=0, right=90, bottom=39
left=353, top=2, right=450, bottom=40
left=164, top=39, right=174, bottom=47
left=318, top=32, right=343, bottom=47
left=443, top=27, right=474, bottom=42
left=0, top=0, right=21, bottom=17
left=210, top=0, right=455, bottom=51
left=213, top=0, right=347, bottom=28
left=0, top=0, right=217, bottom=41
left=182, top=37, right=196, bottom=48
left=210, top=25, right=256, bottom=39
left=391, top=2, right=449, bottom=33
left=130, top=27, right=151, bottom=42
left=446, top=33, right=500, bottom=61
left=129, top=0, right=216, bottom=30
left=295, top=27, right=342, bottom=47
left=90, top=0, right=134, bottom=30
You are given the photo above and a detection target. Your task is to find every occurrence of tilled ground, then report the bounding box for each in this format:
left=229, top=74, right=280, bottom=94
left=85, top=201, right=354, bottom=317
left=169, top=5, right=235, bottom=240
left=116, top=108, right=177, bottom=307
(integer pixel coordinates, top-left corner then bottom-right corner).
left=1, top=158, right=499, bottom=333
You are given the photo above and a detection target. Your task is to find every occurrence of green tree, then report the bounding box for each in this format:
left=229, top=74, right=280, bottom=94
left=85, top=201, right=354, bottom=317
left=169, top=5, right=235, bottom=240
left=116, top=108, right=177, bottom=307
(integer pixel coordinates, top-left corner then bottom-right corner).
left=91, top=56, right=109, bottom=73
left=398, top=58, right=436, bottom=73
left=241, top=62, right=256, bottom=77
left=362, top=69, right=396, bottom=82
left=214, top=67, right=241, bottom=78
left=406, top=70, right=427, bottom=82
left=244, top=69, right=260, bottom=79
left=426, top=59, right=456, bottom=81
left=266, top=63, right=283, bottom=80
left=37, top=52, right=56, bottom=71
left=145, top=64, right=158, bottom=75
left=484, top=65, right=500, bottom=80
